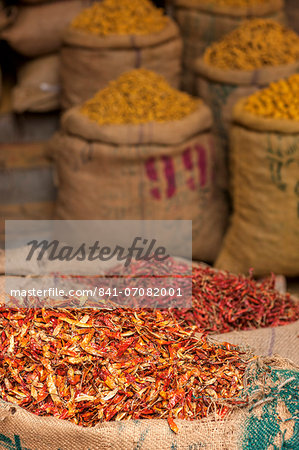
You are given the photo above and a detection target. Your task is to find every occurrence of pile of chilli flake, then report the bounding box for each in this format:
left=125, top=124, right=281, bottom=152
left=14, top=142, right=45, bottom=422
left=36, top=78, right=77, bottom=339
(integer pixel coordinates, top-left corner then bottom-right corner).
left=0, top=307, right=250, bottom=431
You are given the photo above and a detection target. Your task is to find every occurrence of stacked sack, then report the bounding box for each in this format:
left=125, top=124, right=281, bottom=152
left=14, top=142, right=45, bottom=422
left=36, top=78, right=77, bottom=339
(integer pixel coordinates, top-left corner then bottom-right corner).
left=172, top=0, right=286, bottom=93
left=216, top=74, right=299, bottom=275
left=50, top=69, right=228, bottom=262
left=12, top=54, right=61, bottom=113
left=194, top=18, right=299, bottom=181
left=1, top=0, right=90, bottom=113
left=61, top=0, right=182, bottom=108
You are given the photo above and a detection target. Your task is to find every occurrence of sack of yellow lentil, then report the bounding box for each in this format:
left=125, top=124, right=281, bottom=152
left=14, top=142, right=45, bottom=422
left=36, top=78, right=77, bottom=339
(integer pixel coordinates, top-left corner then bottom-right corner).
left=1, top=0, right=89, bottom=57
left=194, top=19, right=299, bottom=166
left=173, top=0, right=286, bottom=93
left=61, top=0, right=182, bottom=108
left=215, top=74, right=299, bottom=275
left=50, top=69, right=227, bottom=262
left=12, top=54, right=60, bottom=113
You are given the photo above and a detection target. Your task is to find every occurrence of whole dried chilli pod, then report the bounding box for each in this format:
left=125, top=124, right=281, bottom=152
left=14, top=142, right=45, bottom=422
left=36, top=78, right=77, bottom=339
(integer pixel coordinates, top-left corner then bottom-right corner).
left=93, top=259, right=299, bottom=333
left=244, top=74, right=299, bottom=120
left=172, top=265, right=299, bottom=333
left=80, top=69, right=200, bottom=125
left=204, top=19, right=299, bottom=70
left=0, top=307, right=250, bottom=432
left=71, top=0, right=168, bottom=36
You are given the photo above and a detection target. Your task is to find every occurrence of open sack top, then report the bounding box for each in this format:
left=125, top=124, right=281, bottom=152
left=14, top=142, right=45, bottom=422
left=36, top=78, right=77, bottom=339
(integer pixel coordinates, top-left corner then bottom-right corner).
left=233, top=97, right=299, bottom=133
left=173, top=0, right=284, bottom=17
left=63, top=18, right=180, bottom=49
left=60, top=102, right=213, bottom=146
left=194, top=58, right=299, bottom=86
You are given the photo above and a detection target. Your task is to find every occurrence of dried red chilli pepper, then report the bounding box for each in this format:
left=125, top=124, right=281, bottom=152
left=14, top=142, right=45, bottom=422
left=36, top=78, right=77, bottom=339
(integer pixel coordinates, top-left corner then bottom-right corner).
left=0, top=306, right=251, bottom=432
left=107, top=260, right=298, bottom=324
left=171, top=265, right=299, bottom=334
left=85, top=259, right=298, bottom=333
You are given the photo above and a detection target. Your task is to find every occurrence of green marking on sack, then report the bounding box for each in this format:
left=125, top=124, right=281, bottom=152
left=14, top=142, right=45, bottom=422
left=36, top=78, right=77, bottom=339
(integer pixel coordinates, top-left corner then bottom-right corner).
left=242, top=367, right=299, bottom=450
left=268, top=158, right=287, bottom=191
left=188, top=442, right=206, bottom=449
left=267, top=135, right=299, bottom=194
left=133, top=427, right=149, bottom=450
left=0, top=434, right=30, bottom=450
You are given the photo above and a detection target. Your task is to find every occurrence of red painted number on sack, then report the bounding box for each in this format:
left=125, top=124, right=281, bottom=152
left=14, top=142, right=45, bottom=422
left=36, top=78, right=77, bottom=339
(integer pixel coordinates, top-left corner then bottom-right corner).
left=195, top=145, right=207, bottom=188
left=182, top=147, right=196, bottom=191
left=145, top=145, right=207, bottom=200
left=162, top=155, right=176, bottom=198
left=145, top=157, right=161, bottom=199
left=145, top=156, right=176, bottom=199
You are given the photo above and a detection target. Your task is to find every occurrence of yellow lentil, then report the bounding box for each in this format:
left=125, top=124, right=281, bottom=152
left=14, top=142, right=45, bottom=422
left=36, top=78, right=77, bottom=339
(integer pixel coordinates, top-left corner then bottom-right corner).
left=81, top=69, right=200, bottom=125
left=71, top=0, right=168, bottom=36
left=204, top=19, right=299, bottom=70
left=244, top=74, right=299, bottom=120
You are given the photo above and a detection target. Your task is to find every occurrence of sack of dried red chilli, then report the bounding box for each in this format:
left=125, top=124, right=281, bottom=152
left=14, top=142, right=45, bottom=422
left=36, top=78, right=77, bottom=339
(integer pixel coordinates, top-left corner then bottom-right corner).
left=97, top=259, right=299, bottom=335
left=0, top=303, right=298, bottom=449
left=49, top=69, right=228, bottom=262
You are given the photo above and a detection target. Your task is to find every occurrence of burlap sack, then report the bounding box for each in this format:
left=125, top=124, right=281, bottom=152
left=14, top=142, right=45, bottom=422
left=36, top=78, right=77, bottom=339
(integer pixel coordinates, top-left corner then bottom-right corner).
left=0, top=274, right=297, bottom=448
left=50, top=103, right=228, bottom=262
left=1, top=0, right=90, bottom=57
left=61, top=19, right=182, bottom=108
left=212, top=320, right=299, bottom=365
left=194, top=60, right=299, bottom=188
left=215, top=99, right=299, bottom=275
left=0, top=354, right=297, bottom=449
left=173, top=0, right=286, bottom=93
left=12, top=54, right=60, bottom=113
